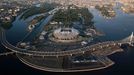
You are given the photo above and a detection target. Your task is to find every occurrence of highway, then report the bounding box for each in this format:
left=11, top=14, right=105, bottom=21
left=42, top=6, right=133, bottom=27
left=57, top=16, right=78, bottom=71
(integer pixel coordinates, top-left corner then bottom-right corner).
left=0, top=28, right=130, bottom=57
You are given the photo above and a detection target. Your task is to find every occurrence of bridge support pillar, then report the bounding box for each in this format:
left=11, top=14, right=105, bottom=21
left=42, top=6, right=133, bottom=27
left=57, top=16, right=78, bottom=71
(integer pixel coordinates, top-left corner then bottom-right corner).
left=82, top=51, right=85, bottom=54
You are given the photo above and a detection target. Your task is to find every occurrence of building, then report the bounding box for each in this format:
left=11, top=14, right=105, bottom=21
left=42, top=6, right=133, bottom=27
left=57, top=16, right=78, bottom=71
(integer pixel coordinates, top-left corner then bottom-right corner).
left=52, top=28, right=79, bottom=42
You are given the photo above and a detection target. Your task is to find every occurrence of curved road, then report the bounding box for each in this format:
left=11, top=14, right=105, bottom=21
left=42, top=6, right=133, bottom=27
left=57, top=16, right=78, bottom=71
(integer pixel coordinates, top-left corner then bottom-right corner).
left=0, top=28, right=125, bottom=57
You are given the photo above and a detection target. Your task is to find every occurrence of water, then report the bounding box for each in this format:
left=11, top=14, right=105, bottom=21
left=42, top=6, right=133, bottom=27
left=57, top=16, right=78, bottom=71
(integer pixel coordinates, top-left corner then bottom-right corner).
left=0, top=7, right=134, bottom=75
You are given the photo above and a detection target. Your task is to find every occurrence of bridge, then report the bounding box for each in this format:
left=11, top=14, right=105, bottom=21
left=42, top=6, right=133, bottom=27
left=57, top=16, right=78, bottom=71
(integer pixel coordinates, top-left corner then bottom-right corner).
left=1, top=26, right=134, bottom=57
left=0, top=52, right=15, bottom=56
left=120, top=32, right=134, bottom=46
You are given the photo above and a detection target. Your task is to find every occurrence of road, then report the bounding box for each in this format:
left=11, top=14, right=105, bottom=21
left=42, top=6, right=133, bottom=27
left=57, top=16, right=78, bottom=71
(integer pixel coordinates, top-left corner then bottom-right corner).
left=0, top=29, right=125, bottom=57
left=0, top=52, right=14, bottom=56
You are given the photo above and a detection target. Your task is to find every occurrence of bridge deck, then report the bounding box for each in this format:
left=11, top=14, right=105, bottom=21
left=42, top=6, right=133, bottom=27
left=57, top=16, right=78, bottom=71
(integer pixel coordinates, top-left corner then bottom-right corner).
left=0, top=52, right=14, bottom=56
left=0, top=28, right=124, bottom=57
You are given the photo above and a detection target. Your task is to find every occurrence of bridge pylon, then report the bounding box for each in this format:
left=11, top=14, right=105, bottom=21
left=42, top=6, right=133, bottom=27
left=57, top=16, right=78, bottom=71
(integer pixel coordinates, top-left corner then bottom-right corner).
left=129, top=32, right=134, bottom=46
left=120, top=32, right=134, bottom=46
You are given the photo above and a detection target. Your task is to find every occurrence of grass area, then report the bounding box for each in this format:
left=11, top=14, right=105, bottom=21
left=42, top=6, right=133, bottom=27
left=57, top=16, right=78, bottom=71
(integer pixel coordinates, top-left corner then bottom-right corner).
left=20, top=3, right=55, bottom=20
left=79, top=8, right=93, bottom=25
left=44, top=5, right=95, bottom=36
left=29, top=16, right=45, bottom=25
left=1, top=22, right=13, bottom=30
left=0, top=16, right=15, bottom=30
left=52, top=8, right=80, bottom=26
left=20, top=7, right=48, bottom=20
left=52, top=6, right=94, bottom=27
left=95, top=5, right=115, bottom=17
